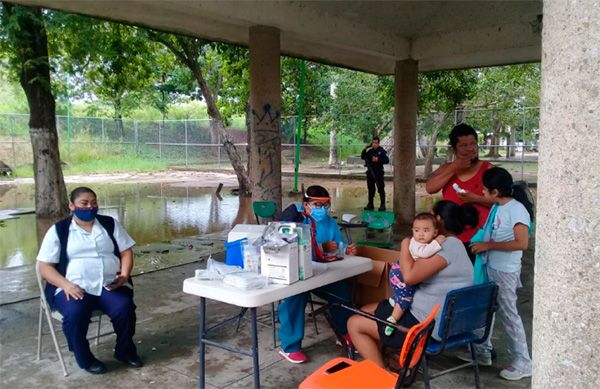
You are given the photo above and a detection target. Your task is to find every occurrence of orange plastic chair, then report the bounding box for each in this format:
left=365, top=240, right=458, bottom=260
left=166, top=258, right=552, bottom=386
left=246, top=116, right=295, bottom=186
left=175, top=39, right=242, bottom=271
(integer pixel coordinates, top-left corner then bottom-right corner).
left=299, top=304, right=440, bottom=389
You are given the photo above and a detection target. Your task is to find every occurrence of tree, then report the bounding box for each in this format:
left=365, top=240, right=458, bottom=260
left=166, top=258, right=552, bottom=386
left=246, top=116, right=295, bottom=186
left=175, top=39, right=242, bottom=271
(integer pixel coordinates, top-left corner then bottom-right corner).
left=0, top=3, right=68, bottom=218
left=325, top=69, right=393, bottom=166
left=465, top=64, right=540, bottom=158
left=418, top=70, right=478, bottom=176
left=147, top=30, right=251, bottom=194
left=48, top=15, right=157, bottom=137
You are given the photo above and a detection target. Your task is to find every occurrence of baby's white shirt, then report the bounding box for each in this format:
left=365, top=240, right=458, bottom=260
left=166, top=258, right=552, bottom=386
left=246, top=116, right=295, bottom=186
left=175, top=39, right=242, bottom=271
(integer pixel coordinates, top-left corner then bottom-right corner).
left=409, top=237, right=442, bottom=259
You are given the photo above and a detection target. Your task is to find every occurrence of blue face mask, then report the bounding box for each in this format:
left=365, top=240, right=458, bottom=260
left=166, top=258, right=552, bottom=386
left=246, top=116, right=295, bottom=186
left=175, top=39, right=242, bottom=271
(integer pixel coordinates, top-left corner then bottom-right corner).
left=310, top=207, right=328, bottom=222
left=74, top=207, right=98, bottom=222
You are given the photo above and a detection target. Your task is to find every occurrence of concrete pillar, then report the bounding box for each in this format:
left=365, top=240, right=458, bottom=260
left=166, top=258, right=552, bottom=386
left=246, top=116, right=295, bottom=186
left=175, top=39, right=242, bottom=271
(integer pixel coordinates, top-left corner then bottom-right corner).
left=533, top=1, right=600, bottom=388
left=392, top=59, right=418, bottom=234
left=249, top=26, right=282, bottom=210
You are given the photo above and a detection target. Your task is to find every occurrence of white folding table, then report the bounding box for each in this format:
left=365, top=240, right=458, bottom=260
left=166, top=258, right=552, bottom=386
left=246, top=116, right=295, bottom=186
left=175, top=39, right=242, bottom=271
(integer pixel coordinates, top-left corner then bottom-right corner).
left=182, top=255, right=372, bottom=389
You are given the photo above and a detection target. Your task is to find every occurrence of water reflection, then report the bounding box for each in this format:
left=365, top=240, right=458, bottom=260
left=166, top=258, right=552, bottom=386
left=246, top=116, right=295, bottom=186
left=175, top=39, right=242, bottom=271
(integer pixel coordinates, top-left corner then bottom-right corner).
left=0, top=181, right=439, bottom=268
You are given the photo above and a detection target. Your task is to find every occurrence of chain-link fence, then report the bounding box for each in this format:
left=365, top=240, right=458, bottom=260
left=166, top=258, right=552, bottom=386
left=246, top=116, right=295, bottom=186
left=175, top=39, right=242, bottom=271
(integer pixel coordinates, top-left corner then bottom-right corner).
left=0, top=107, right=539, bottom=181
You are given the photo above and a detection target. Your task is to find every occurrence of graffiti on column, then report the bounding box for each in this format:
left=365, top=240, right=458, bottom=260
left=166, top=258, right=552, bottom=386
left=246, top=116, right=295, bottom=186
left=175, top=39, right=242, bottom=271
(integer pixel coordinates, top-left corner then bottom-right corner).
left=252, top=103, right=280, bottom=199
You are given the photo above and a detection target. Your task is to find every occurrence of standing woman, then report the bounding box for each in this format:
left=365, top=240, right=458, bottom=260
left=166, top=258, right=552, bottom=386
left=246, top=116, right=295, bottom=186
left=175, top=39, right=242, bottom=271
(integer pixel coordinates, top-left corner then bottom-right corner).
left=470, top=167, right=534, bottom=381
left=37, top=187, right=142, bottom=374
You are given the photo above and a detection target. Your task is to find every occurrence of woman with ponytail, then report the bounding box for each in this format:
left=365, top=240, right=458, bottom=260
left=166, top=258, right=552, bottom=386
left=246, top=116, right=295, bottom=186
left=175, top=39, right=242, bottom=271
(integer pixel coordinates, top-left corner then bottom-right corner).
left=468, top=167, right=533, bottom=381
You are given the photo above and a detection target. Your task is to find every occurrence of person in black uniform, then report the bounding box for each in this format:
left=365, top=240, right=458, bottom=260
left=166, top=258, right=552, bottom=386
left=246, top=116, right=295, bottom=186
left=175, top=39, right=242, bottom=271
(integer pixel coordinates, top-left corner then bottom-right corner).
left=361, top=136, right=389, bottom=211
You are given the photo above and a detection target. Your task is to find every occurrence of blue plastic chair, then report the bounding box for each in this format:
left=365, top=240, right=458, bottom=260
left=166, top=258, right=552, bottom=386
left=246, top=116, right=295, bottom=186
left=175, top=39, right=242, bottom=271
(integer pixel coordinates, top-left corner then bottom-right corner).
left=421, top=282, right=499, bottom=389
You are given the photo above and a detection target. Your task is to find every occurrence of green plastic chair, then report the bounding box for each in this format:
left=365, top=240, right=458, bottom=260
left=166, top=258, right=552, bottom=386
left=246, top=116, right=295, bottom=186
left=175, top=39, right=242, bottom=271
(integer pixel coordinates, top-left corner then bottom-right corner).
left=253, top=201, right=277, bottom=224
left=356, top=210, right=395, bottom=249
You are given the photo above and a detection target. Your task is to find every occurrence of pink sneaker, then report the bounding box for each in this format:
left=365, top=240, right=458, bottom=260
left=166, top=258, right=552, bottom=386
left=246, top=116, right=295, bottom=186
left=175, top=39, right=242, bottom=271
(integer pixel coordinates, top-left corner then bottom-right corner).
left=278, top=349, right=309, bottom=364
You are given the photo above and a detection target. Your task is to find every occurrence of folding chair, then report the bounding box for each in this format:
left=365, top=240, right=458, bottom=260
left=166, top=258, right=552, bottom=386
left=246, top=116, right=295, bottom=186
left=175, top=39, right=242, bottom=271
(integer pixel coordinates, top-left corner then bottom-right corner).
left=252, top=200, right=276, bottom=224
left=356, top=210, right=395, bottom=249
left=35, top=262, right=111, bottom=376
left=421, top=282, right=499, bottom=389
left=299, top=304, right=439, bottom=389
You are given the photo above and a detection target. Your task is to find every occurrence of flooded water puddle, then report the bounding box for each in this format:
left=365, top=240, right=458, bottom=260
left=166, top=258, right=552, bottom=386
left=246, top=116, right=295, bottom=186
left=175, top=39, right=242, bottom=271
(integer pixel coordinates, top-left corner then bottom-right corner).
left=0, top=180, right=437, bottom=270
left=0, top=178, right=441, bottom=304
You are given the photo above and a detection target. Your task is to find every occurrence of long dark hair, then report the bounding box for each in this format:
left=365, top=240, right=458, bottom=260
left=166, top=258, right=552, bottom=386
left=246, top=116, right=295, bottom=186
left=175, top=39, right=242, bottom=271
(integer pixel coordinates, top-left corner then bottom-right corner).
left=482, top=167, right=534, bottom=220
left=432, top=200, right=478, bottom=235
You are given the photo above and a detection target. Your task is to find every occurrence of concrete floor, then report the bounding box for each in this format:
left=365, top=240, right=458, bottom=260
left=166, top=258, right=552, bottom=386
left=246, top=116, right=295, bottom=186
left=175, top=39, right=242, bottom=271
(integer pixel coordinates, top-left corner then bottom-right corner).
left=0, top=245, right=535, bottom=389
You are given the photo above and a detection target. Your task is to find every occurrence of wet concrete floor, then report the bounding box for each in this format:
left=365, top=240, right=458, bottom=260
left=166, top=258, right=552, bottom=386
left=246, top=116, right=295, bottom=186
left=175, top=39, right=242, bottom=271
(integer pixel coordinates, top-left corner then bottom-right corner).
left=1, top=242, right=535, bottom=389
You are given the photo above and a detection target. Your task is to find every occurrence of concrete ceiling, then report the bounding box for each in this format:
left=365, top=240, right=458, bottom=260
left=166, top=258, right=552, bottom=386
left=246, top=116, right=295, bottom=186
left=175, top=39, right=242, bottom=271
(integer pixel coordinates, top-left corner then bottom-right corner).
left=14, top=0, right=542, bottom=74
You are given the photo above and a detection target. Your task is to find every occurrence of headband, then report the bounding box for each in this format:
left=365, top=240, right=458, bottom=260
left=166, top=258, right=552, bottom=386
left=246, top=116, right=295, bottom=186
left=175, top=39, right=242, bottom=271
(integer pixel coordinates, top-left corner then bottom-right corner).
left=304, top=194, right=331, bottom=202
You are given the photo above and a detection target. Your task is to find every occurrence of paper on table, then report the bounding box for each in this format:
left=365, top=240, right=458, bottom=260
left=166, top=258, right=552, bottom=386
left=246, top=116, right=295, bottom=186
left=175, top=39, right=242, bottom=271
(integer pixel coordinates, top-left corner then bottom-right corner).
left=312, top=262, right=328, bottom=275
left=342, top=213, right=357, bottom=223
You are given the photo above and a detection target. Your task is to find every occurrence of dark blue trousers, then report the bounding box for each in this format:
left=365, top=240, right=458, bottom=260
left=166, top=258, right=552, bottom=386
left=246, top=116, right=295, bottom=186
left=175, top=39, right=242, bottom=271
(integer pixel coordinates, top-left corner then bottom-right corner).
left=52, top=287, right=137, bottom=369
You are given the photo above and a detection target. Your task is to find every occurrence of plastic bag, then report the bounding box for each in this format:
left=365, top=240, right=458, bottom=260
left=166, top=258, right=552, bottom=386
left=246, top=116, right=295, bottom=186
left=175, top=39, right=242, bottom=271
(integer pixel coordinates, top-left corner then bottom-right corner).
left=194, top=256, right=243, bottom=280
left=222, top=272, right=269, bottom=290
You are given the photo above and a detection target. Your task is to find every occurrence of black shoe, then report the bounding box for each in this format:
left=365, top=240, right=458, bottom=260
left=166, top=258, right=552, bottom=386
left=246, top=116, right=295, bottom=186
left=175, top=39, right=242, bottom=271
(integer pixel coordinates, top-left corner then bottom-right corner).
left=116, top=355, right=144, bottom=368
left=84, top=360, right=107, bottom=375
left=378, top=206, right=386, bottom=211
left=364, top=204, right=374, bottom=211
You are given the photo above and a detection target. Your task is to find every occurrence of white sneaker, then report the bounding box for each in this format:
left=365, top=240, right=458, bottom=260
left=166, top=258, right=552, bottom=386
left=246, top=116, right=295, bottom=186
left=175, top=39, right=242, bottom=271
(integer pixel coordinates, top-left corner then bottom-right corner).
left=499, top=365, right=532, bottom=381
left=455, top=350, right=492, bottom=366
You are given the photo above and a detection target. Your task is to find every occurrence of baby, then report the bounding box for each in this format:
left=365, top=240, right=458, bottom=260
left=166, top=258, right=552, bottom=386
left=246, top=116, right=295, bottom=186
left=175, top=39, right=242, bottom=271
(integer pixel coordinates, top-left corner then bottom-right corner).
left=385, top=213, right=446, bottom=335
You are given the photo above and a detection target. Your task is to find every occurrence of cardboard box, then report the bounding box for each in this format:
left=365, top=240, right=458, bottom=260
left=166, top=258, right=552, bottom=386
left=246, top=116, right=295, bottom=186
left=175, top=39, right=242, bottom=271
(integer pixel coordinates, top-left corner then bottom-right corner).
left=227, top=224, right=267, bottom=243
left=261, top=243, right=299, bottom=285
left=353, top=245, right=402, bottom=307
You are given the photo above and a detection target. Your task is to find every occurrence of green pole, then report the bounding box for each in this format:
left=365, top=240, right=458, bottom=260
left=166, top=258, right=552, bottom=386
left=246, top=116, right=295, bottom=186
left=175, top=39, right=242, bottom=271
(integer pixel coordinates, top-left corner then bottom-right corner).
left=67, top=73, right=71, bottom=156
left=293, top=61, right=306, bottom=193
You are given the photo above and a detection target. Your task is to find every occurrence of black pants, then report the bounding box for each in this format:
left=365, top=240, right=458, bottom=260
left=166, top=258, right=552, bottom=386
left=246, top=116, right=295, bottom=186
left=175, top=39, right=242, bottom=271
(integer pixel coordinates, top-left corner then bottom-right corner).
left=367, top=171, right=385, bottom=207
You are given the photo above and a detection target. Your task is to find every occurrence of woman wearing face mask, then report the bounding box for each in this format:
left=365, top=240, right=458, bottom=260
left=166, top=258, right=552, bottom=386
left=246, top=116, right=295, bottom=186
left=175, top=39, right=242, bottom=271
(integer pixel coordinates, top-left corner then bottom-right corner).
left=275, top=185, right=357, bottom=364
left=37, top=187, right=142, bottom=375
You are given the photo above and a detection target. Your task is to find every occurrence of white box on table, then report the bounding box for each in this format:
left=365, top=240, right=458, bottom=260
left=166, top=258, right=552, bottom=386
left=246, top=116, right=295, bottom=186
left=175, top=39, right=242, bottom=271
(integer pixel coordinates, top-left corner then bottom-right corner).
left=227, top=224, right=267, bottom=243
left=261, top=243, right=299, bottom=285
left=298, top=242, right=313, bottom=280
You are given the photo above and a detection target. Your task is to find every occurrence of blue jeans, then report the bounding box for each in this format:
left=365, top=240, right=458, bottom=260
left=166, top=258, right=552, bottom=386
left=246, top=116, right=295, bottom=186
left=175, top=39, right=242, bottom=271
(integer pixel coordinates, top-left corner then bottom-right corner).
left=278, top=280, right=352, bottom=353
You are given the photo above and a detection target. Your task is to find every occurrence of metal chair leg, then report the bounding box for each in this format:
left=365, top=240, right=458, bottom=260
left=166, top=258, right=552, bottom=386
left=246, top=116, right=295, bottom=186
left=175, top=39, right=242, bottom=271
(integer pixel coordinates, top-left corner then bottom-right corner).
left=42, top=305, right=68, bottom=376
left=308, top=296, right=319, bottom=335
left=421, top=355, right=431, bottom=389
left=95, top=315, right=102, bottom=346
left=470, top=343, right=482, bottom=389
left=236, top=308, right=248, bottom=331
left=37, top=302, right=43, bottom=360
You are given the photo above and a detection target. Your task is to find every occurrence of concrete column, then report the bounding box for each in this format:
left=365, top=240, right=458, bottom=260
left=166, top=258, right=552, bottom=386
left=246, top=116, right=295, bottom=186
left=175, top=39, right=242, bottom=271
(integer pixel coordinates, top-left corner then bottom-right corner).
left=533, top=1, right=600, bottom=388
left=392, top=59, right=418, bottom=234
left=249, top=26, right=282, bottom=211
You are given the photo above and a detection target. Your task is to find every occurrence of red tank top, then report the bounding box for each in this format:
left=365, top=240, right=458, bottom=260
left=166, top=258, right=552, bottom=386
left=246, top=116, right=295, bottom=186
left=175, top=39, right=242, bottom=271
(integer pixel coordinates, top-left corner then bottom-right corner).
left=442, top=160, right=492, bottom=243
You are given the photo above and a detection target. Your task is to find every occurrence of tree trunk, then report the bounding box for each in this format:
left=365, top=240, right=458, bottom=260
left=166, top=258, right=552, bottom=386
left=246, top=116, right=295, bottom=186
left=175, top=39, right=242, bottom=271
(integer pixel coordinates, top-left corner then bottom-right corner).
left=423, top=131, right=438, bottom=178
left=4, top=4, right=68, bottom=218
left=488, top=121, right=501, bottom=158
left=417, top=134, right=427, bottom=158
left=508, top=126, right=516, bottom=158
left=191, top=64, right=251, bottom=195
left=328, top=128, right=338, bottom=167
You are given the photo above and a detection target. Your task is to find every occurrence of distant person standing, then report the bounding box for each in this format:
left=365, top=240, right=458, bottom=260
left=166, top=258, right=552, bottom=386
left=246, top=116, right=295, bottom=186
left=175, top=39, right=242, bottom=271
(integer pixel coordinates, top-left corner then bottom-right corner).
left=425, top=123, right=494, bottom=262
left=361, top=136, right=389, bottom=211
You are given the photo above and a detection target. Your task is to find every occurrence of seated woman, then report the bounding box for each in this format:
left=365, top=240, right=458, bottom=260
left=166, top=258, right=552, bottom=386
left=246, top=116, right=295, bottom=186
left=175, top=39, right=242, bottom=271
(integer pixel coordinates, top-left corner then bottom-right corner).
left=37, top=187, right=142, bottom=375
left=347, top=200, right=477, bottom=367
left=276, top=185, right=357, bottom=364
